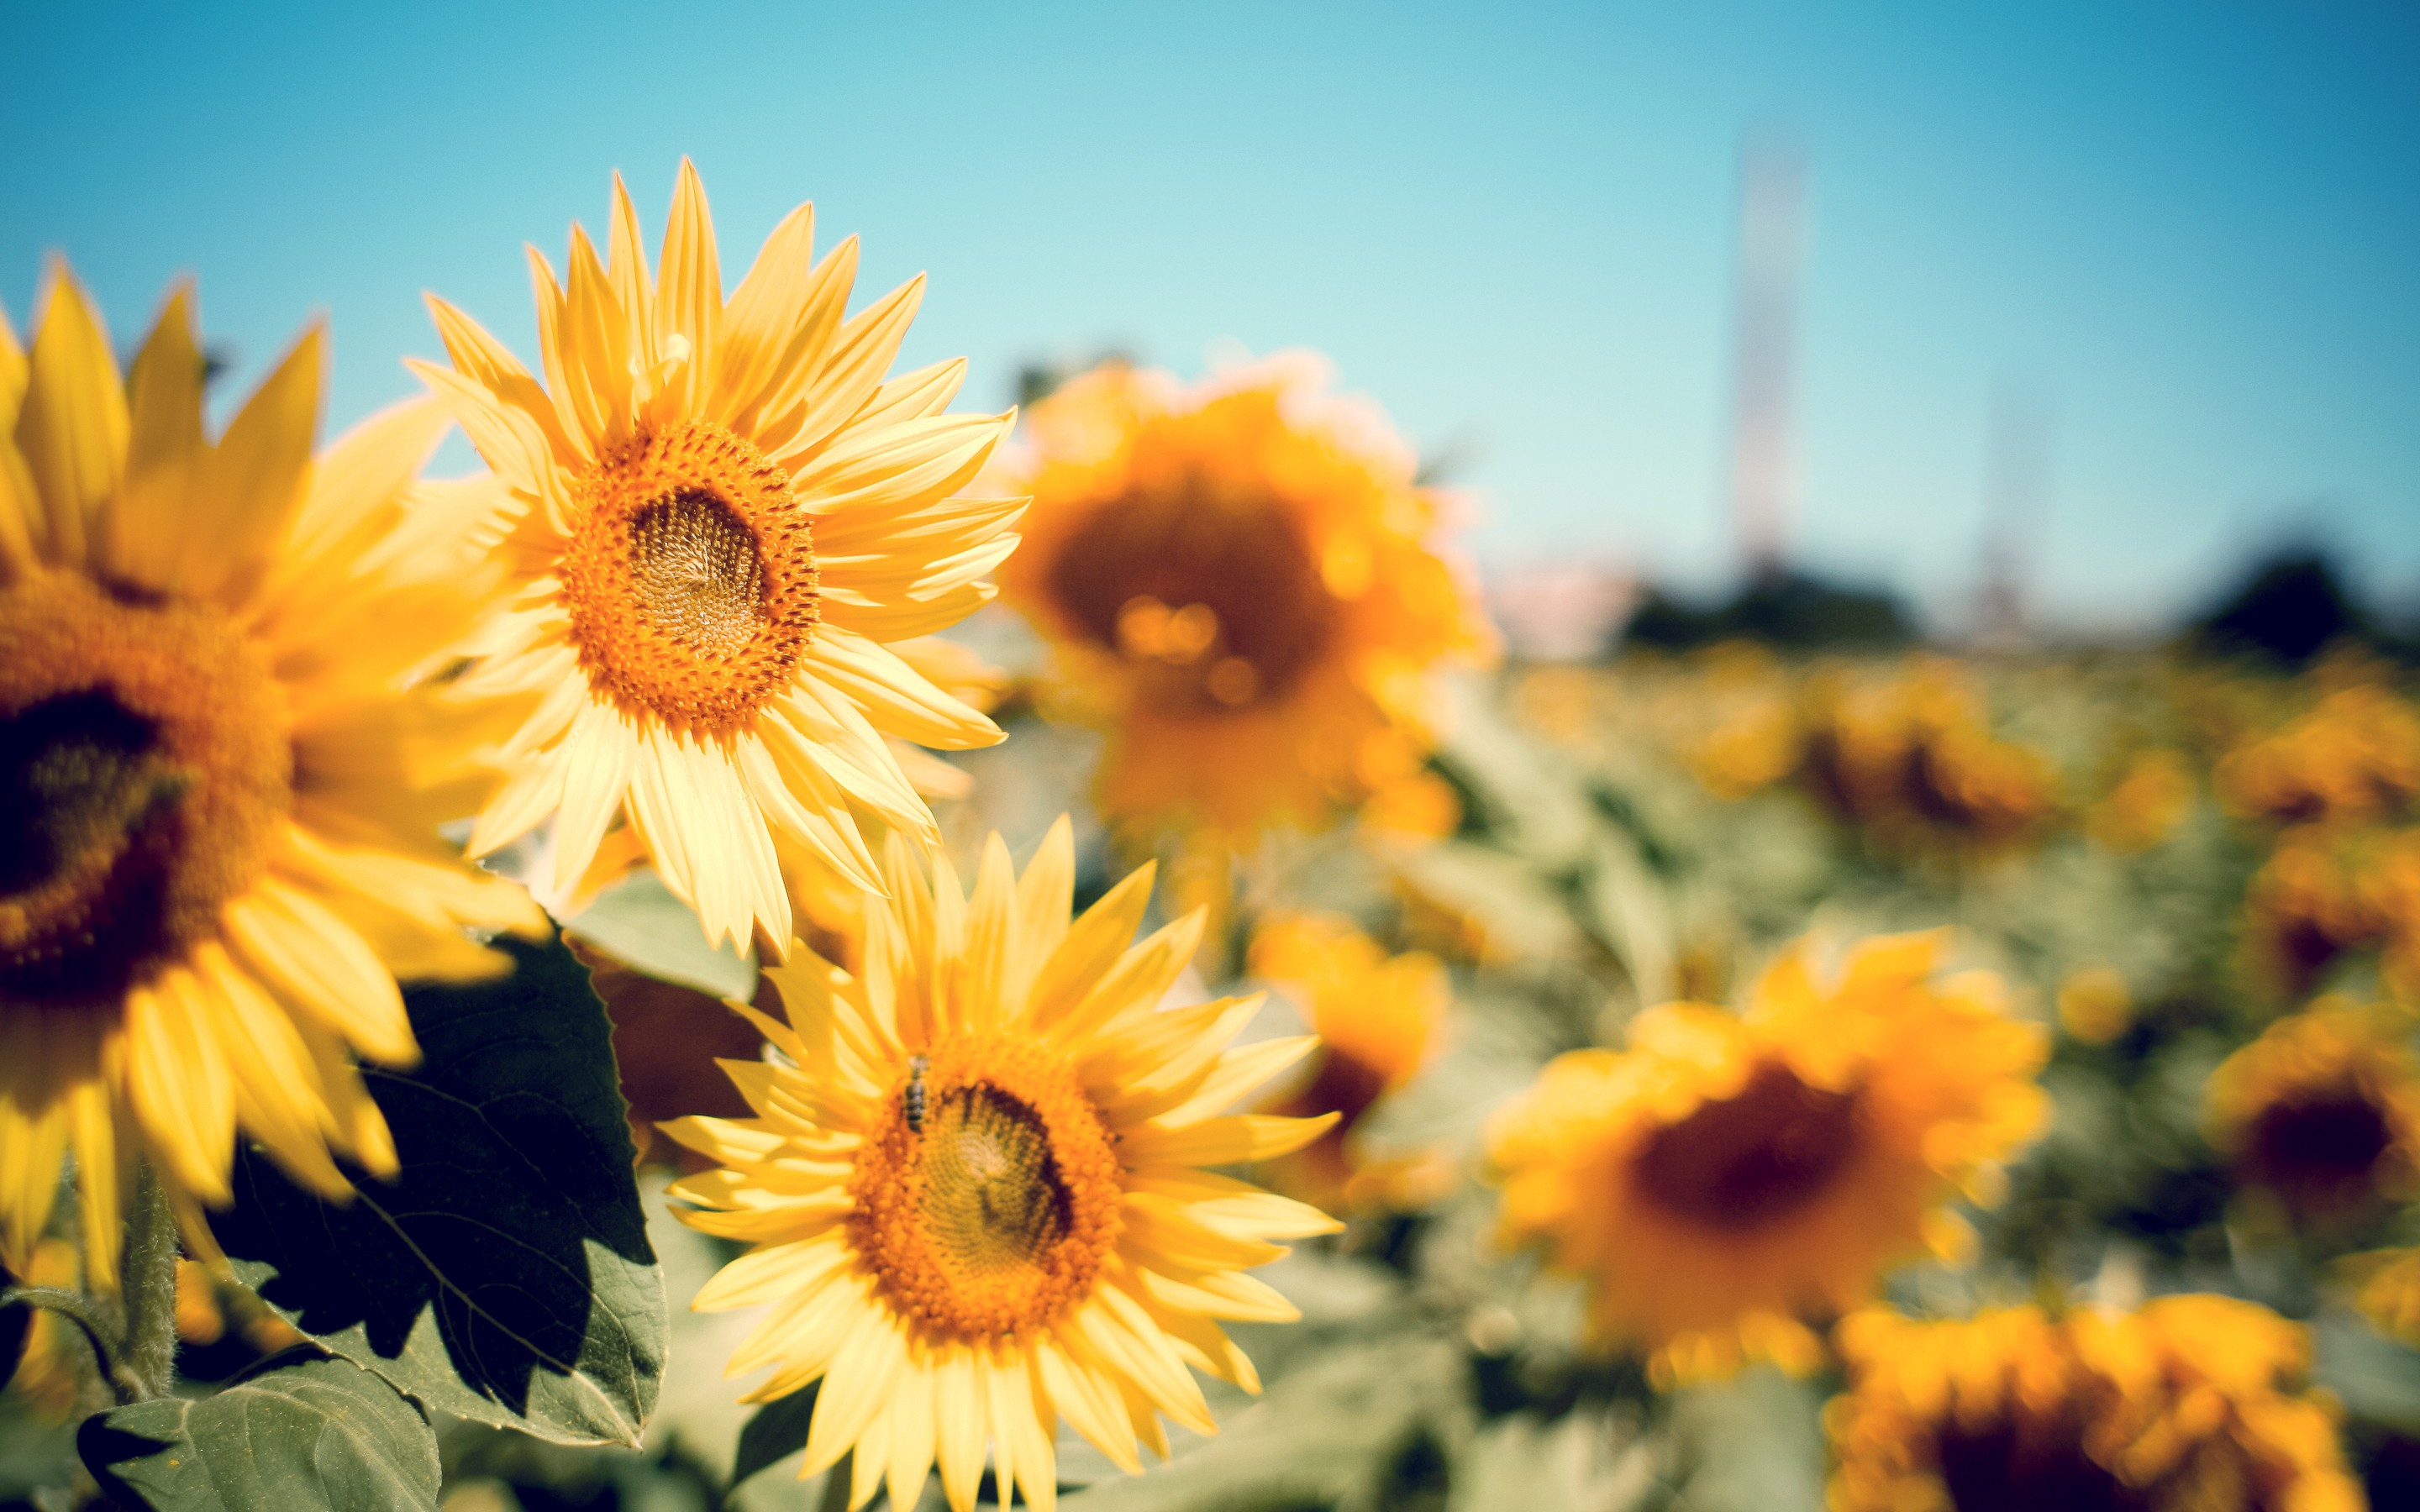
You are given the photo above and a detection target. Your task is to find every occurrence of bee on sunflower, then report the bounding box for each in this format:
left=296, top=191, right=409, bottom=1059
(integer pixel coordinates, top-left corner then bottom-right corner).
left=2204, top=1000, right=2420, bottom=1222
left=994, top=353, right=1491, bottom=843
left=417, top=160, right=1022, bottom=955
left=1827, top=1298, right=2362, bottom=1512
left=1, top=265, right=543, bottom=1284
left=1486, top=932, right=2048, bottom=1384
left=663, top=817, right=1340, bottom=1511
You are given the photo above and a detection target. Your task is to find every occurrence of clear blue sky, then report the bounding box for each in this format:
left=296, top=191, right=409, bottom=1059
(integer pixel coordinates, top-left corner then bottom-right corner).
left=7, top=1, right=2417, bottom=630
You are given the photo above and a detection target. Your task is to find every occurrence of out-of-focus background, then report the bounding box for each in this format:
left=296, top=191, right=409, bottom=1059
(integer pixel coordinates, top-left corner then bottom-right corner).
left=14, top=8, right=2420, bottom=1512
left=7, top=0, right=2417, bottom=646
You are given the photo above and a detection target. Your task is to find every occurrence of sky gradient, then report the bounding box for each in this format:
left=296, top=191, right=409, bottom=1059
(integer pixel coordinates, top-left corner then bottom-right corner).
left=7, top=1, right=2417, bottom=631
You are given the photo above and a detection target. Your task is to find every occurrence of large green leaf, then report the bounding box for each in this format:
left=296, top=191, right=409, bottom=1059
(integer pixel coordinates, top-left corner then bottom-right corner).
left=79, top=1352, right=439, bottom=1511
left=214, top=936, right=666, bottom=1446
left=566, top=869, right=756, bottom=1000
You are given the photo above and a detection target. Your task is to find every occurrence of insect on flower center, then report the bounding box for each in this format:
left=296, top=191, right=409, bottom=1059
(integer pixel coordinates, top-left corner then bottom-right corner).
left=559, top=421, right=818, bottom=738
left=848, top=1037, right=1123, bottom=1343
left=1049, top=468, right=1337, bottom=712
left=1631, top=1060, right=1864, bottom=1232
left=0, top=570, right=292, bottom=1011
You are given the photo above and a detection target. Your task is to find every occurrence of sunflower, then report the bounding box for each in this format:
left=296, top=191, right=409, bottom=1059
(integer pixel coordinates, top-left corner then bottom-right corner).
left=2086, top=748, right=2196, bottom=854
left=2204, top=1000, right=2420, bottom=1221
left=2347, top=1246, right=2420, bottom=1347
left=1827, top=1298, right=2362, bottom=1512
left=1, top=265, right=543, bottom=1286
left=1486, top=932, right=2048, bottom=1384
left=1797, top=658, right=2057, bottom=853
left=664, top=817, right=1340, bottom=1511
left=995, top=354, right=1489, bottom=841
left=416, top=160, right=1021, bottom=954
left=2217, top=682, right=2420, bottom=827
left=1249, top=912, right=1452, bottom=1213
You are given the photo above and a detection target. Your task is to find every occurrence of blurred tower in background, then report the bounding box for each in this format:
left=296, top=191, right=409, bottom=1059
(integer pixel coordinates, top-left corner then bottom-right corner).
left=1975, top=376, right=2053, bottom=645
left=1726, top=138, right=1808, bottom=580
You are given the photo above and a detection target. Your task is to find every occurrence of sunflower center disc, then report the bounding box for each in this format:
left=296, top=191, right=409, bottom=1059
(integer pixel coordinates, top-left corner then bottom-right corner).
left=1631, top=1060, right=1863, bottom=1231
left=848, top=1041, right=1123, bottom=1342
left=559, top=421, right=818, bottom=738
left=1934, top=1416, right=2150, bottom=1512
left=630, top=491, right=767, bottom=657
left=920, top=1087, right=1071, bottom=1276
left=0, top=571, right=291, bottom=1010
left=1049, top=470, right=1337, bottom=712
left=2244, top=1089, right=2393, bottom=1211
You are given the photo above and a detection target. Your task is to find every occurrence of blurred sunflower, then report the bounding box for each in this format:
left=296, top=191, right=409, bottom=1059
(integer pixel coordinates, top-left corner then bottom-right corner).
left=996, top=354, right=1490, bottom=841
left=418, top=160, right=1020, bottom=953
left=665, top=818, right=1339, bottom=1511
left=2347, top=1247, right=2420, bottom=1347
left=1249, top=912, right=1452, bottom=1213
left=1827, top=1298, right=2361, bottom=1512
left=1, top=267, right=542, bottom=1284
left=2205, top=1000, right=2420, bottom=1221
left=2217, top=682, right=2420, bottom=827
left=1486, top=932, right=2048, bottom=1384
left=5, top=1238, right=82, bottom=1421
left=1799, top=658, right=2057, bottom=852
left=2244, top=827, right=2388, bottom=994
left=2086, top=747, right=2196, bottom=854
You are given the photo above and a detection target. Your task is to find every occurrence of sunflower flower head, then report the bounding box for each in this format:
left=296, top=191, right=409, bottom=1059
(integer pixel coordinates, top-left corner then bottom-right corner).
left=997, top=354, right=1490, bottom=842
left=2205, top=999, right=2420, bottom=1221
left=2217, top=683, right=2420, bottom=828
left=1827, top=1298, right=2363, bottom=1512
left=1249, top=911, right=1453, bottom=1212
left=665, top=817, right=1340, bottom=1511
left=1, top=264, right=543, bottom=1284
left=1799, top=658, right=2058, bottom=853
left=1486, top=932, right=2049, bottom=1385
left=417, top=160, right=1022, bottom=954
left=2087, top=747, right=2197, bottom=854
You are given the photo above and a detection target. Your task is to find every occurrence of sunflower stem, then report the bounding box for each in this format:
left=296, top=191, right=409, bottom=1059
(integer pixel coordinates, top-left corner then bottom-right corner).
left=0, top=1285, right=128, bottom=1401
left=113, top=1164, right=181, bottom=1402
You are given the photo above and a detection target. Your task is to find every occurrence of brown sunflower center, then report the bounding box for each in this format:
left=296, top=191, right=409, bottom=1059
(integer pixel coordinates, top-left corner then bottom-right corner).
left=559, top=421, right=817, bottom=738
left=847, top=1037, right=1123, bottom=1342
left=1631, top=1060, right=1863, bottom=1231
left=0, top=570, right=291, bottom=1010
left=2242, top=1087, right=2394, bottom=1211
left=1934, top=1416, right=2147, bottom=1512
left=1047, top=470, right=1337, bottom=711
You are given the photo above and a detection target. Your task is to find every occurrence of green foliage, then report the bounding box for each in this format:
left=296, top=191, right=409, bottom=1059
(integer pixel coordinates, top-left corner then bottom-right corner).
left=214, top=936, right=666, bottom=1446
left=79, top=1352, right=439, bottom=1512
left=566, top=869, right=758, bottom=1001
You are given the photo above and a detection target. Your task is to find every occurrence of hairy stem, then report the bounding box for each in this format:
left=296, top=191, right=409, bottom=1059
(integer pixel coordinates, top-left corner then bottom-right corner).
left=112, top=1164, right=180, bottom=1402
left=0, top=1284, right=126, bottom=1397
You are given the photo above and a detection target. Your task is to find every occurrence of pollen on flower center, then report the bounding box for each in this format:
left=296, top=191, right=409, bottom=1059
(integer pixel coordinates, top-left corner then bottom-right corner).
left=848, top=1036, right=1123, bottom=1342
left=559, top=420, right=818, bottom=738
left=0, top=570, right=292, bottom=1011
left=630, top=490, right=767, bottom=658
left=1631, top=1061, right=1863, bottom=1231
left=1048, top=469, right=1337, bottom=712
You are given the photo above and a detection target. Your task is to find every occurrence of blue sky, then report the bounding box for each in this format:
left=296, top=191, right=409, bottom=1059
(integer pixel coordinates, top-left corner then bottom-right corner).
left=6, top=1, right=2417, bottom=629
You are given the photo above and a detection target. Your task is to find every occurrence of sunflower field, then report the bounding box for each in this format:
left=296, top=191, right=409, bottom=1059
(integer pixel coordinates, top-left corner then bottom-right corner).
left=7, top=163, right=2420, bottom=1512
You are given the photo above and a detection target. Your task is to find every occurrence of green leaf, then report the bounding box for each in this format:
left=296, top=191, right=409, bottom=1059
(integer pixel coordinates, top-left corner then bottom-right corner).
left=78, top=1352, right=439, bottom=1511
left=565, top=869, right=757, bottom=1000
left=214, top=936, right=666, bottom=1446
left=731, top=1382, right=819, bottom=1488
